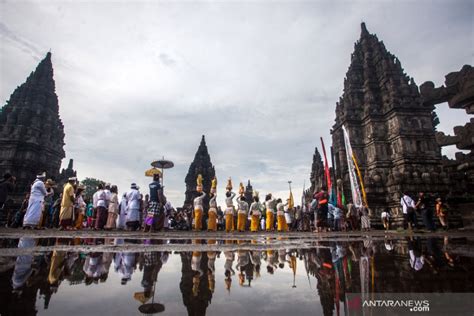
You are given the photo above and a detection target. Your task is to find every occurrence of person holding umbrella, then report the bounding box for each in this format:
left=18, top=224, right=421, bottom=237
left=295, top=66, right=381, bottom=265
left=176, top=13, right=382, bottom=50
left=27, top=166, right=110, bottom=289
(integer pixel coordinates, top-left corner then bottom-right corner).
left=143, top=171, right=162, bottom=232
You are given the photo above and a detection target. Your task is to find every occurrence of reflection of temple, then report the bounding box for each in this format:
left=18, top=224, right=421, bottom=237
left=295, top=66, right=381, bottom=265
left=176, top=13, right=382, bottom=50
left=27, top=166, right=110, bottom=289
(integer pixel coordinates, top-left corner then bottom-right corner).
left=0, top=53, right=66, bottom=205
left=179, top=251, right=213, bottom=316
left=331, top=23, right=449, bottom=223
left=304, top=239, right=474, bottom=315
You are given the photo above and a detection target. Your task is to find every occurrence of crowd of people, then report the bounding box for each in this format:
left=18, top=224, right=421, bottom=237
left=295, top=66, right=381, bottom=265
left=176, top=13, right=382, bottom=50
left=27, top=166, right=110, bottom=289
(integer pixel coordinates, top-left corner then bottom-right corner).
left=0, top=172, right=451, bottom=232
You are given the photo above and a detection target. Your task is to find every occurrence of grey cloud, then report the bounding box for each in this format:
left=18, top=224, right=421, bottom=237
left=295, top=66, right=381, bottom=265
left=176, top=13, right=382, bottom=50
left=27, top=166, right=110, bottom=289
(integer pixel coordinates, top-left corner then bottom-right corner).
left=0, top=22, right=43, bottom=60
left=158, top=53, right=176, bottom=66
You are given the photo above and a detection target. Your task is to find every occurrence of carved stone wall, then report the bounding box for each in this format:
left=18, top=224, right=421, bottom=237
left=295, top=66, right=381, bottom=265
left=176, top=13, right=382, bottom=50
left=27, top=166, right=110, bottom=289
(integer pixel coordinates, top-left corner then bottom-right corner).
left=421, top=65, right=474, bottom=197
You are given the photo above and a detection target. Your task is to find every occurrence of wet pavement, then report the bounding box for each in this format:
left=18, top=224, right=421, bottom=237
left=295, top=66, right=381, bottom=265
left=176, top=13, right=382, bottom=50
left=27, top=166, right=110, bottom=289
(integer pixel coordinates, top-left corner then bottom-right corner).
left=0, top=231, right=473, bottom=315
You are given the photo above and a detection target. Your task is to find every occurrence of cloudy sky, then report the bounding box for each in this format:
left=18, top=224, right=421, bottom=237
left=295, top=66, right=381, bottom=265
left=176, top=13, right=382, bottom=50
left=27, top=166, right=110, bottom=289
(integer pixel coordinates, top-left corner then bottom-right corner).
left=1, top=0, right=472, bottom=206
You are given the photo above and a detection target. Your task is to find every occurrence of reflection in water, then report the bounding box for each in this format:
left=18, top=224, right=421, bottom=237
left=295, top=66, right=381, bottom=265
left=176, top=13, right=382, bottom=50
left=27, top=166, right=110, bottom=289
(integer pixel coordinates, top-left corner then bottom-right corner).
left=0, top=237, right=472, bottom=315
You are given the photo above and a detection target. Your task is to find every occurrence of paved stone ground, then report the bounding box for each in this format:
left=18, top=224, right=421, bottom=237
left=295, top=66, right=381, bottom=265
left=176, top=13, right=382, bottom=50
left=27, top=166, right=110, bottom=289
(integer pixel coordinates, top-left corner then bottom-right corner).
left=0, top=227, right=472, bottom=239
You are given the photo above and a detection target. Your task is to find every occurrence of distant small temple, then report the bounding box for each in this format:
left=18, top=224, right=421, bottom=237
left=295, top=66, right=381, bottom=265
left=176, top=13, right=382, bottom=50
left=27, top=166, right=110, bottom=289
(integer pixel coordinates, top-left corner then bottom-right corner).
left=183, top=135, right=216, bottom=211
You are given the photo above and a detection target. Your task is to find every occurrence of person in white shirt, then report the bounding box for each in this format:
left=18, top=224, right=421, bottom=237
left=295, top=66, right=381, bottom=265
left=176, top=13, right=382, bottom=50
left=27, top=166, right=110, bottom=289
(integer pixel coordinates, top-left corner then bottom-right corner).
left=249, top=194, right=262, bottom=232
left=117, top=193, right=128, bottom=229
left=93, top=183, right=108, bottom=230
left=126, top=183, right=141, bottom=231
left=265, top=194, right=277, bottom=231
left=224, top=191, right=236, bottom=232
left=23, top=173, right=52, bottom=228
left=400, top=192, right=417, bottom=230
left=236, top=196, right=249, bottom=232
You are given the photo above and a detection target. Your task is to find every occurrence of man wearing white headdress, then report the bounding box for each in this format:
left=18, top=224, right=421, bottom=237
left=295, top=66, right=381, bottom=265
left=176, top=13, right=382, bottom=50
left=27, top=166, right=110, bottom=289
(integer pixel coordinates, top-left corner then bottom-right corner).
left=23, top=172, right=52, bottom=228
left=126, top=183, right=141, bottom=231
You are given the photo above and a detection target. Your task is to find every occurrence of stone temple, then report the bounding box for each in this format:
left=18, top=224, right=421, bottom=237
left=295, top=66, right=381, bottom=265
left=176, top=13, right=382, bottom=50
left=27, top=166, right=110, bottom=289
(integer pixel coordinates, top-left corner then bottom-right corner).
left=0, top=52, right=65, bottom=204
left=183, top=135, right=216, bottom=212
left=331, top=23, right=450, bottom=222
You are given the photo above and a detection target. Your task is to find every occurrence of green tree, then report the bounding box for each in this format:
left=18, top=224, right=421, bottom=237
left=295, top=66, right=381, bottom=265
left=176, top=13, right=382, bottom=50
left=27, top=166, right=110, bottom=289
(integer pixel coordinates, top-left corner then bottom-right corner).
left=80, top=177, right=106, bottom=203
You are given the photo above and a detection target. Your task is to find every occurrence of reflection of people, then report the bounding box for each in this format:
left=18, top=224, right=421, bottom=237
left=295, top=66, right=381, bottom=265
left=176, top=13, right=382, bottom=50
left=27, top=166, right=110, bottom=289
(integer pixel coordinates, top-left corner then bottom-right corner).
left=224, top=251, right=235, bottom=292
left=11, top=237, right=36, bottom=293
left=115, top=251, right=137, bottom=284
left=407, top=237, right=424, bottom=271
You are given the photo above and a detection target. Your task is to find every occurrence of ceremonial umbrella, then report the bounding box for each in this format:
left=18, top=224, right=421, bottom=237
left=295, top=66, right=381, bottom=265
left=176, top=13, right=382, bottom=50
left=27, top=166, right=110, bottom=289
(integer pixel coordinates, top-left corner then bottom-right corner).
left=144, top=168, right=162, bottom=177
left=136, top=281, right=165, bottom=314
left=151, top=157, right=174, bottom=187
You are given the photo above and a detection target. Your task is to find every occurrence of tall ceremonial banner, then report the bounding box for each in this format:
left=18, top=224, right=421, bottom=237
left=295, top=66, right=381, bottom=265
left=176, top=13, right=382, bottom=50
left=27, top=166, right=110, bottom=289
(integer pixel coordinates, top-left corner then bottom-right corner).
left=289, top=190, right=294, bottom=209
left=341, top=126, right=363, bottom=208
left=320, top=137, right=332, bottom=194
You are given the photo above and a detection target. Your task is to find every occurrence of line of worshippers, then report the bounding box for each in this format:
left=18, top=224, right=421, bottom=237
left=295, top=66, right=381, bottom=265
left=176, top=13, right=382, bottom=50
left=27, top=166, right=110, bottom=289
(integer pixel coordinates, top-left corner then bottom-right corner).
left=20, top=172, right=174, bottom=231
left=191, top=176, right=296, bottom=232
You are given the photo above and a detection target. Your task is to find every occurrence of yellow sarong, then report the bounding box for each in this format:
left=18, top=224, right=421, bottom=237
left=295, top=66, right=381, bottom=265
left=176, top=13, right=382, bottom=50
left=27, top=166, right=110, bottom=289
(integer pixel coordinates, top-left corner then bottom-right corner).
left=75, top=213, right=84, bottom=229
left=194, top=208, right=203, bottom=231
left=225, top=213, right=234, bottom=232
left=208, top=209, right=217, bottom=231
left=237, top=213, right=246, bottom=232
left=277, top=214, right=288, bottom=232
left=251, top=214, right=259, bottom=232
left=266, top=210, right=274, bottom=231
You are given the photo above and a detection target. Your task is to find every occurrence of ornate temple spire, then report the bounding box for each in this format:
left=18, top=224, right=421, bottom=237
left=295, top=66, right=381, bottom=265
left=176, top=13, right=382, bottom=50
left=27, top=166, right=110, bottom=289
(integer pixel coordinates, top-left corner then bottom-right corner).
left=245, top=180, right=253, bottom=203
left=0, top=52, right=65, bottom=204
left=336, top=22, right=417, bottom=128
left=183, top=135, right=216, bottom=208
left=360, top=22, right=369, bottom=37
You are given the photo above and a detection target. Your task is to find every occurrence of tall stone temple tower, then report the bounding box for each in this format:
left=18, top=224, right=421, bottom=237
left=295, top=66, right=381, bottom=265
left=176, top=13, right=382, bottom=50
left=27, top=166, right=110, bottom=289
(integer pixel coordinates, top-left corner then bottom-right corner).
left=245, top=180, right=254, bottom=203
left=331, top=23, right=448, bottom=216
left=309, top=147, right=325, bottom=195
left=0, top=52, right=65, bottom=203
left=183, top=135, right=216, bottom=210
